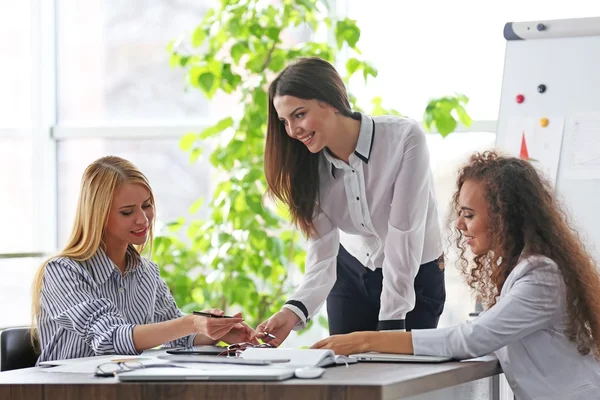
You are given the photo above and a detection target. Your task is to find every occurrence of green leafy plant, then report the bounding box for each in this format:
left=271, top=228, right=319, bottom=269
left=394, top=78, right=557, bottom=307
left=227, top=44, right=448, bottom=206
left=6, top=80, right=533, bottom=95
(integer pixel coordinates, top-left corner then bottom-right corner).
left=153, top=0, right=472, bottom=330
left=423, top=94, right=473, bottom=136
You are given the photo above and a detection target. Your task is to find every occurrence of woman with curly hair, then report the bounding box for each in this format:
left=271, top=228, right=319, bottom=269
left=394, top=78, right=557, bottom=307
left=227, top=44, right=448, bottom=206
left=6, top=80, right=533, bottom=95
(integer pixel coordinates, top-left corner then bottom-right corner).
left=313, top=150, right=600, bottom=399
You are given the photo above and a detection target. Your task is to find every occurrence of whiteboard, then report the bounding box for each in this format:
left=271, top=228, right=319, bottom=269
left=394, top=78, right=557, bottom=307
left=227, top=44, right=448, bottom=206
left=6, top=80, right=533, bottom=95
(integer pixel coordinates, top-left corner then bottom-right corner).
left=496, top=17, right=600, bottom=259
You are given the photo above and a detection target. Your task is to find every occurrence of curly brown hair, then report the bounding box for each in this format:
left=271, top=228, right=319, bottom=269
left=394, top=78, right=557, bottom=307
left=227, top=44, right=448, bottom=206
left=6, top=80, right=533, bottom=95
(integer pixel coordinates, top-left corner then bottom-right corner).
left=449, top=150, right=600, bottom=357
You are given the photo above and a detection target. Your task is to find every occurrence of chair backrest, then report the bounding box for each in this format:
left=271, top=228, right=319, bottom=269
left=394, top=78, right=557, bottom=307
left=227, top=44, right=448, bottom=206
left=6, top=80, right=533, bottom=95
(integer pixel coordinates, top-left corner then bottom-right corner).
left=0, top=327, right=39, bottom=371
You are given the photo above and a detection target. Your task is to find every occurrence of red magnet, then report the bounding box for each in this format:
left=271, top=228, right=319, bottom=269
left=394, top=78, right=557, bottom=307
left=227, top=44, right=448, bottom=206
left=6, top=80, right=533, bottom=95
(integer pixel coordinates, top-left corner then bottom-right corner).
left=516, top=94, right=525, bottom=104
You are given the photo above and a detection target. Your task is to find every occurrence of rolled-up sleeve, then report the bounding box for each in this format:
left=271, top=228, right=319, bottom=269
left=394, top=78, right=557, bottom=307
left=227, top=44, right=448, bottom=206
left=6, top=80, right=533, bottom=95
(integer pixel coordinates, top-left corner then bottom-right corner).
left=151, top=262, right=197, bottom=348
left=41, top=260, right=138, bottom=355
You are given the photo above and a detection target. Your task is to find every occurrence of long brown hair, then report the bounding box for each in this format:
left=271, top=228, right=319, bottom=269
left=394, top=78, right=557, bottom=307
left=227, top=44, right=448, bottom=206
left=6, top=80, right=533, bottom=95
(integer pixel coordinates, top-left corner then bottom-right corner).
left=450, top=150, right=600, bottom=356
left=31, top=156, right=155, bottom=343
left=264, top=57, right=357, bottom=237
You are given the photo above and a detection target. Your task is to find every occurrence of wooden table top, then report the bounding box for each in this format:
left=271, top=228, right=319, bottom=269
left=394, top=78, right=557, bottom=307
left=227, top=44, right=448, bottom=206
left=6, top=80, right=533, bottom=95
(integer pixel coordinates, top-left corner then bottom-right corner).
left=0, top=358, right=501, bottom=400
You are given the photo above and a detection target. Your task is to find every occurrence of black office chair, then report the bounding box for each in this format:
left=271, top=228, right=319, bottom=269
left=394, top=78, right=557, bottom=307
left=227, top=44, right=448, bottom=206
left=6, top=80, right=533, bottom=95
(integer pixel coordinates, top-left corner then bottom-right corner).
left=0, top=327, right=40, bottom=371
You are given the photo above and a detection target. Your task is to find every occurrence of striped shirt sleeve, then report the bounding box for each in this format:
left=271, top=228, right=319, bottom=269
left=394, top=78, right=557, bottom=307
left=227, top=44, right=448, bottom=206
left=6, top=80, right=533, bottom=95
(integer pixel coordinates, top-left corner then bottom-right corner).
left=150, top=261, right=197, bottom=348
left=41, top=259, right=139, bottom=355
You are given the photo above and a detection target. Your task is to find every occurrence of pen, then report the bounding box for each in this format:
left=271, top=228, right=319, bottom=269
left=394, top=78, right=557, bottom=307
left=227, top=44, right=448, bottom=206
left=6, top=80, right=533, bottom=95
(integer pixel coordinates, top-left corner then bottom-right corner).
left=192, top=311, right=235, bottom=319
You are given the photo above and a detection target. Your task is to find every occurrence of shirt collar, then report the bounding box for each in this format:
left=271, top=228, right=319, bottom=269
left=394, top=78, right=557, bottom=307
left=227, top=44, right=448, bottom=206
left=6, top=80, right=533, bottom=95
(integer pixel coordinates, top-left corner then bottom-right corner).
left=86, top=245, right=142, bottom=284
left=324, top=112, right=375, bottom=178
left=354, top=112, right=375, bottom=163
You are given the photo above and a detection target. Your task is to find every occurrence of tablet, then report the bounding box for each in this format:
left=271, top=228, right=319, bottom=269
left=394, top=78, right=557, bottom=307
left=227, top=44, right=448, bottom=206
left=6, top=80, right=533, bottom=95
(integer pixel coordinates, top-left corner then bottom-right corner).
left=166, top=345, right=226, bottom=356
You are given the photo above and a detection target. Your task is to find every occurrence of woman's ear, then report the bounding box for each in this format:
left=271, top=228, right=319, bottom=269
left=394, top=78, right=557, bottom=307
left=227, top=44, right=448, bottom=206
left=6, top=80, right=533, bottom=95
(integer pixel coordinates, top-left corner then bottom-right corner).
left=317, top=100, right=337, bottom=113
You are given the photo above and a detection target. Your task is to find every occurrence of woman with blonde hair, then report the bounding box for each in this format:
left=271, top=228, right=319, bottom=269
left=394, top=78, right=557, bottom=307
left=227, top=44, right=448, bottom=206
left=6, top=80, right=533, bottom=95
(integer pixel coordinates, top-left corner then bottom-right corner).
left=32, top=156, right=254, bottom=362
left=313, top=151, right=600, bottom=399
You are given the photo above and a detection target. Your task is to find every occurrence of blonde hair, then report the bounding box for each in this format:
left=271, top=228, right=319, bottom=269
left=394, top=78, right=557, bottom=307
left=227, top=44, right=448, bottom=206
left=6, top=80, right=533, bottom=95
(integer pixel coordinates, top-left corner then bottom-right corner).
left=30, top=156, right=155, bottom=343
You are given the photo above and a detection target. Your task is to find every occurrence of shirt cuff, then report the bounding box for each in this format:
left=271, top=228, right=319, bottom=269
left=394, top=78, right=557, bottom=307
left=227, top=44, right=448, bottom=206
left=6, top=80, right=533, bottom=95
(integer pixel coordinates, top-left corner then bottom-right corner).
left=113, top=324, right=140, bottom=355
left=185, top=333, right=198, bottom=348
left=282, top=302, right=310, bottom=331
left=377, top=319, right=405, bottom=331
left=411, top=328, right=452, bottom=357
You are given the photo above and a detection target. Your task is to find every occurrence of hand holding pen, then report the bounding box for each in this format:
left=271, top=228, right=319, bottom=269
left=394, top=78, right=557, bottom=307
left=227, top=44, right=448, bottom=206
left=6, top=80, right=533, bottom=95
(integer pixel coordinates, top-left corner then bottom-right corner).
left=189, top=308, right=244, bottom=340
left=193, top=310, right=235, bottom=318
left=191, top=309, right=276, bottom=343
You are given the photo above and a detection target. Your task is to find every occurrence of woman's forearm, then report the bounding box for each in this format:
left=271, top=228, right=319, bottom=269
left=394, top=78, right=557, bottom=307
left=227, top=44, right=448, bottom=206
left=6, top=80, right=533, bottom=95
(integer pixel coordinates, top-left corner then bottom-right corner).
left=132, top=316, right=195, bottom=351
left=363, top=331, right=414, bottom=354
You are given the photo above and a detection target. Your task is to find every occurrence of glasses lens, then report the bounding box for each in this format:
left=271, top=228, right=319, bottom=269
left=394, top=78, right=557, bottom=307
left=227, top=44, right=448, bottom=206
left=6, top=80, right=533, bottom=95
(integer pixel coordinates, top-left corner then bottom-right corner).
left=122, top=361, right=144, bottom=370
left=97, top=363, right=121, bottom=374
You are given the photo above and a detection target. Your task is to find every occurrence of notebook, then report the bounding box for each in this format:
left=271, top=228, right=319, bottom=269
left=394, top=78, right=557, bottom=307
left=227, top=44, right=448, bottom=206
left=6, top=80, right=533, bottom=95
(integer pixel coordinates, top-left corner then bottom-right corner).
left=116, top=366, right=295, bottom=382
left=350, top=352, right=452, bottom=363
left=240, top=348, right=356, bottom=367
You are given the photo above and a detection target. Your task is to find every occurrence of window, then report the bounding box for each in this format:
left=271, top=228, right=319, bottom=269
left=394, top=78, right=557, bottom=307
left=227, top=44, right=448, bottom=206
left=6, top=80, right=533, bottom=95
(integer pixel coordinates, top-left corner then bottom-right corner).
left=0, top=1, right=38, bottom=328
left=0, top=0, right=55, bottom=329
left=0, top=138, right=35, bottom=254
left=0, top=1, right=31, bottom=128
left=0, top=257, right=42, bottom=328
left=56, top=0, right=230, bottom=123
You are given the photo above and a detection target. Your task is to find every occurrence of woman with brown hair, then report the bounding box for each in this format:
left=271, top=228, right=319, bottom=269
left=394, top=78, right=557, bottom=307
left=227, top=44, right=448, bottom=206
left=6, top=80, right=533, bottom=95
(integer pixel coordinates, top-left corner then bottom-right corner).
left=313, top=151, right=600, bottom=399
left=256, top=57, right=445, bottom=345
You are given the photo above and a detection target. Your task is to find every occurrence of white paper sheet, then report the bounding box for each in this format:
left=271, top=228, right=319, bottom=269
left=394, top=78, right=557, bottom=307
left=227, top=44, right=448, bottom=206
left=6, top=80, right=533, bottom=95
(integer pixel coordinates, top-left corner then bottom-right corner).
left=41, top=355, right=171, bottom=374
left=562, top=112, right=600, bottom=179
left=503, top=116, right=565, bottom=185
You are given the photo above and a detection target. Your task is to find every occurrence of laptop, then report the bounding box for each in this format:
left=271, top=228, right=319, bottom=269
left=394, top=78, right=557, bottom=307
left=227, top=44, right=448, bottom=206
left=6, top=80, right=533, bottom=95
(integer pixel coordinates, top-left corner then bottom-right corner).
left=116, top=366, right=296, bottom=382
left=350, top=352, right=452, bottom=363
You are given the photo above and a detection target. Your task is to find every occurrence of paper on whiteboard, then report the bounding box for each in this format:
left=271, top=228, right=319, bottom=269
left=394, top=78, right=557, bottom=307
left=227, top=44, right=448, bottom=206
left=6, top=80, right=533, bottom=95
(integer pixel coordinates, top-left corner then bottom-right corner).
left=502, top=116, right=565, bottom=185
left=563, top=112, right=600, bottom=179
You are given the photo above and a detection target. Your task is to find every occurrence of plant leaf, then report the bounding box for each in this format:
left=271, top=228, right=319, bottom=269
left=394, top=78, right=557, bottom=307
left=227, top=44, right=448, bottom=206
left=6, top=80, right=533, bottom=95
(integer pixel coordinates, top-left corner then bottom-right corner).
left=180, top=132, right=198, bottom=151
left=198, top=72, right=216, bottom=95
left=192, top=26, right=206, bottom=47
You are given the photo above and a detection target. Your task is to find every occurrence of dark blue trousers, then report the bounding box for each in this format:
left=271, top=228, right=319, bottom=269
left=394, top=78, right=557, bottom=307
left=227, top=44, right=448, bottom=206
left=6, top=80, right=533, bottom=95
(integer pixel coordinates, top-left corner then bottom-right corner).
left=326, top=245, right=446, bottom=335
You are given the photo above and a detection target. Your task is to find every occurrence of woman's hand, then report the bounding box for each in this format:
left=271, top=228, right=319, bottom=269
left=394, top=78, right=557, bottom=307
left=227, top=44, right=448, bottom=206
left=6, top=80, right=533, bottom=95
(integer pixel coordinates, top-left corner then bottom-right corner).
left=255, top=308, right=300, bottom=347
left=219, top=319, right=260, bottom=345
left=188, top=308, right=244, bottom=340
left=312, top=331, right=414, bottom=356
left=311, top=332, right=372, bottom=355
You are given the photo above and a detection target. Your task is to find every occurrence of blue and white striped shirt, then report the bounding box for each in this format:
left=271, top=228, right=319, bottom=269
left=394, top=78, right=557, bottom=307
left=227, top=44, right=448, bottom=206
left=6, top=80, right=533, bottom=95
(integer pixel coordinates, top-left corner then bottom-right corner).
left=37, top=246, right=195, bottom=363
